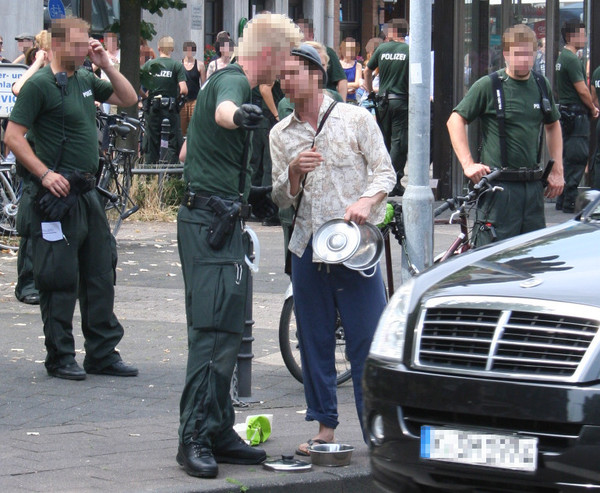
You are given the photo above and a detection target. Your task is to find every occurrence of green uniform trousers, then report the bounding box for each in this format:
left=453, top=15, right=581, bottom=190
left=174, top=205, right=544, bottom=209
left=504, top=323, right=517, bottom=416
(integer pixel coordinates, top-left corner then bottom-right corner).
left=376, top=99, right=408, bottom=181
left=15, top=182, right=38, bottom=301
left=473, top=180, right=545, bottom=247
left=177, top=205, right=250, bottom=446
left=143, top=106, right=183, bottom=165
left=560, top=113, right=589, bottom=210
left=29, top=188, right=123, bottom=371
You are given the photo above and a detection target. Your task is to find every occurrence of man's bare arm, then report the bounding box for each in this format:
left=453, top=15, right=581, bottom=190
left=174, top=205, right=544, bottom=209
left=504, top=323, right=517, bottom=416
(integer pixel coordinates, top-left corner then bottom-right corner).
left=447, top=111, right=490, bottom=182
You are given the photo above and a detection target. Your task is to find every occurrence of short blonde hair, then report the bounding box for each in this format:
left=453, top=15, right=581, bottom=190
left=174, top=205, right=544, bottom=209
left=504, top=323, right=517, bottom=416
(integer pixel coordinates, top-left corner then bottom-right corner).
left=305, top=40, right=329, bottom=68
left=158, top=36, right=174, bottom=54
left=235, top=13, right=303, bottom=59
left=51, top=17, right=90, bottom=42
left=502, top=24, right=536, bottom=53
left=36, top=30, right=51, bottom=51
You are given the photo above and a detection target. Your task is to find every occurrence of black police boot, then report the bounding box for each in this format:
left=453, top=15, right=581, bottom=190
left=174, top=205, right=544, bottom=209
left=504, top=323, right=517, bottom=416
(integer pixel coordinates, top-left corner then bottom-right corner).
left=213, top=433, right=267, bottom=465
left=176, top=441, right=218, bottom=478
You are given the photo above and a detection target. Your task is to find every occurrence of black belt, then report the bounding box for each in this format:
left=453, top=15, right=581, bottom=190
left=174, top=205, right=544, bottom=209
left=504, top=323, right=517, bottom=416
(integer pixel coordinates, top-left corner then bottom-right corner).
left=183, top=191, right=251, bottom=219
left=559, top=103, right=587, bottom=115
left=387, top=93, right=406, bottom=100
left=497, top=167, right=543, bottom=182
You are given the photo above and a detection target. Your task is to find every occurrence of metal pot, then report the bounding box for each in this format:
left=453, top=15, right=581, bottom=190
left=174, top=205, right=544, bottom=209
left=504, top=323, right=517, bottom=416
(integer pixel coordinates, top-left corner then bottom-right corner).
left=308, top=443, right=354, bottom=467
left=313, top=219, right=384, bottom=276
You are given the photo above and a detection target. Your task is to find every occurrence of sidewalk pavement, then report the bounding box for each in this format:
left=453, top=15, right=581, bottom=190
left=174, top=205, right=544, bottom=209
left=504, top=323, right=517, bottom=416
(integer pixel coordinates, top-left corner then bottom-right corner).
left=0, top=201, right=570, bottom=493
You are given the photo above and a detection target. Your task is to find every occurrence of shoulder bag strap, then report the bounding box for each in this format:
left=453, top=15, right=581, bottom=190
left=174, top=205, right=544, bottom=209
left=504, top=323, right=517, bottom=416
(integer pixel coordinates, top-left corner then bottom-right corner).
left=531, top=70, right=552, bottom=163
left=293, top=101, right=338, bottom=222
left=489, top=71, right=507, bottom=169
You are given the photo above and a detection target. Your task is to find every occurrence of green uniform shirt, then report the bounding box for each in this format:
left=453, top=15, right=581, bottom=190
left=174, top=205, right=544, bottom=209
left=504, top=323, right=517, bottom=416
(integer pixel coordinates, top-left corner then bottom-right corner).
left=591, top=65, right=600, bottom=102
left=9, top=65, right=113, bottom=174
left=141, top=56, right=186, bottom=98
left=367, top=41, right=409, bottom=96
left=556, top=48, right=585, bottom=105
left=325, top=46, right=347, bottom=92
left=453, top=69, right=560, bottom=169
left=184, top=64, right=252, bottom=199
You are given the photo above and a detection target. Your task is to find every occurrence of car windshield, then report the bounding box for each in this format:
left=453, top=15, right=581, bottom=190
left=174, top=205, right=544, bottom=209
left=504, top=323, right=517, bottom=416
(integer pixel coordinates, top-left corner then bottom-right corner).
left=582, top=201, right=600, bottom=222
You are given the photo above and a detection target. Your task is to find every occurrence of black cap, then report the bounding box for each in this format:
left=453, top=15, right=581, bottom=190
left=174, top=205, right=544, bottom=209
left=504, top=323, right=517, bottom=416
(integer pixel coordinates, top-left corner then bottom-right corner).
left=15, top=33, right=35, bottom=41
left=290, top=43, right=328, bottom=87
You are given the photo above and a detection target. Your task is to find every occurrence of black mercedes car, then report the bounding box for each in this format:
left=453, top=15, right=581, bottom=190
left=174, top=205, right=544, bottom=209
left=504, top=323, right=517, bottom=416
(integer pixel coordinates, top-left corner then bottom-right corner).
left=364, top=191, right=600, bottom=493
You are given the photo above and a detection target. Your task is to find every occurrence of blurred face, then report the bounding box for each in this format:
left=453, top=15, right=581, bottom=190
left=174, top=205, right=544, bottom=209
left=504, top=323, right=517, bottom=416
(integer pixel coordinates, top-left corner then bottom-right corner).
left=184, top=45, right=196, bottom=56
left=568, top=27, right=587, bottom=49
left=255, top=45, right=293, bottom=85
left=105, top=33, right=118, bottom=52
left=54, top=27, right=90, bottom=71
left=504, top=42, right=535, bottom=79
left=18, top=39, right=34, bottom=53
left=0, top=38, right=3, bottom=52
left=343, top=41, right=356, bottom=58
left=221, top=41, right=232, bottom=55
left=281, top=56, right=318, bottom=101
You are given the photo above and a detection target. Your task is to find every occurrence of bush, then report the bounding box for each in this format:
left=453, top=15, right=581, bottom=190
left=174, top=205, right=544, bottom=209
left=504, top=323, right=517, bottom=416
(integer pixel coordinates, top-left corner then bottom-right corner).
left=130, top=174, right=185, bottom=221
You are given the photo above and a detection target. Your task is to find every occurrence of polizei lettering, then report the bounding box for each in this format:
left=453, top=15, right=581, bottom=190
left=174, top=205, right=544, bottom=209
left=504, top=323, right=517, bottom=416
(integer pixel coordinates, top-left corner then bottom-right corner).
left=159, top=70, right=173, bottom=77
left=381, top=53, right=407, bottom=61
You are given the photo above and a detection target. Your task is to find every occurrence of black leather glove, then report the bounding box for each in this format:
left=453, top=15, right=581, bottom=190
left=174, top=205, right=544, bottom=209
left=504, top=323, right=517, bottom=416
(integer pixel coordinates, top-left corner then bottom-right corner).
left=233, top=104, right=264, bottom=130
left=36, top=171, right=91, bottom=222
left=37, top=189, right=78, bottom=222
left=248, top=185, right=277, bottom=220
left=367, top=91, right=377, bottom=102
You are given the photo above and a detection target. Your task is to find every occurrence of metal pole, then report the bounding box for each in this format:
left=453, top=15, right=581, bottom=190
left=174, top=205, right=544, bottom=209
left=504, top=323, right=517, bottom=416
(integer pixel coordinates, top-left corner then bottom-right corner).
left=402, top=0, right=434, bottom=280
left=237, top=243, right=255, bottom=399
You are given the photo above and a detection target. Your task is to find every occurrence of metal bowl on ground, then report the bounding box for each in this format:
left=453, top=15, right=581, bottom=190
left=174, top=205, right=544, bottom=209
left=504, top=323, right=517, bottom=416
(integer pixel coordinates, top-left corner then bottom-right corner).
left=309, top=443, right=354, bottom=467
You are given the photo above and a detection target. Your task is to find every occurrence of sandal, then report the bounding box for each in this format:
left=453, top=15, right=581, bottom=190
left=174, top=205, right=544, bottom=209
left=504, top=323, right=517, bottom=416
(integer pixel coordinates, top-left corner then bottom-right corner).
left=295, top=438, right=329, bottom=457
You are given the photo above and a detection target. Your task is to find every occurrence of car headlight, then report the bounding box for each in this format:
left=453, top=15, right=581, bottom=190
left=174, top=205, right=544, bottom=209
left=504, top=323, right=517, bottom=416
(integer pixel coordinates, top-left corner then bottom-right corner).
left=369, top=277, right=415, bottom=362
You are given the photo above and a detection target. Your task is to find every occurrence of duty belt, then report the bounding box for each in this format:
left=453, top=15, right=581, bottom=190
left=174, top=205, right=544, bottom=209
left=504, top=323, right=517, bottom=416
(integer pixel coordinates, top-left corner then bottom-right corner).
left=149, top=96, right=178, bottom=112
left=182, top=191, right=251, bottom=219
left=386, top=93, right=407, bottom=101
left=497, top=167, right=543, bottom=182
left=559, top=103, right=587, bottom=115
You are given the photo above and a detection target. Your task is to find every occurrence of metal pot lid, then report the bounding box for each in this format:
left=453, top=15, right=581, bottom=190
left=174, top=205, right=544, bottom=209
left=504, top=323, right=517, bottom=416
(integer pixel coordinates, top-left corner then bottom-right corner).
left=343, top=223, right=384, bottom=271
left=312, top=219, right=360, bottom=264
left=263, top=455, right=312, bottom=472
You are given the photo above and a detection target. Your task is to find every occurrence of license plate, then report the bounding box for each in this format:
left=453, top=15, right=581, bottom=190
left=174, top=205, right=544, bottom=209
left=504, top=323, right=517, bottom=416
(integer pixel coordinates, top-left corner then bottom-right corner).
left=420, top=426, right=538, bottom=472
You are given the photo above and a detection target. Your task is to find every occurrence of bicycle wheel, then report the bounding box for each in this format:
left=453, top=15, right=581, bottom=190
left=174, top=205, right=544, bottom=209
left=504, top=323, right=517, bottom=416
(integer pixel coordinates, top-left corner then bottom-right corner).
left=279, top=296, right=352, bottom=386
left=0, top=169, right=20, bottom=251
left=98, top=163, right=125, bottom=235
left=98, top=155, right=138, bottom=237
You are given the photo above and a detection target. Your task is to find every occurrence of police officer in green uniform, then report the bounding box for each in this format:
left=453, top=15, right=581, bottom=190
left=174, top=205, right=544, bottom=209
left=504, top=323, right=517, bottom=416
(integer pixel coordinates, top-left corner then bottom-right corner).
left=5, top=17, right=139, bottom=381
left=141, top=36, right=187, bottom=164
left=364, top=18, right=410, bottom=197
left=447, top=24, right=564, bottom=246
left=555, top=20, right=599, bottom=212
left=590, top=63, right=600, bottom=190
left=175, top=13, right=303, bottom=479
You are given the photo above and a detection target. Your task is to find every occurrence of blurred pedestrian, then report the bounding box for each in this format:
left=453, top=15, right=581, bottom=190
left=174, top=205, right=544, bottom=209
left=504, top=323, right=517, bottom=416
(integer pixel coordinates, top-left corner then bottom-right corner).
left=206, top=31, right=234, bottom=78
left=12, top=33, right=35, bottom=64
left=176, top=13, right=302, bottom=479
left=339, top=37, right=362, bottom=104
left=181, top=40, right=205, bottom=137
left=140, top=35, right=187, bottom=164
left=296, top=19, right=347, bottom=101
left=4, top=17, right=139, bottom=380
left=364, top=19, right=410, bottom=197
left=271, top=43, right=395, bottom=456
left=0, top=35, right=11, bottom=63
left=555, top=20, right=599, bottom=212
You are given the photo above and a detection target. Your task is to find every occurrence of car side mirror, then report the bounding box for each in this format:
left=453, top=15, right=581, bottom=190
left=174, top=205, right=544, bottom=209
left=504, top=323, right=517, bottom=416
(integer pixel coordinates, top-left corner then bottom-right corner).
left=575, top=189, right=600, bottom=215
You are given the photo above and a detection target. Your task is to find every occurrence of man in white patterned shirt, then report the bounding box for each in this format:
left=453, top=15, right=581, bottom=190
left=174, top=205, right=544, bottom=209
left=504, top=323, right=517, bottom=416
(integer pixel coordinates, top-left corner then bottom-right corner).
left=270, top=43, right=396, bottom=456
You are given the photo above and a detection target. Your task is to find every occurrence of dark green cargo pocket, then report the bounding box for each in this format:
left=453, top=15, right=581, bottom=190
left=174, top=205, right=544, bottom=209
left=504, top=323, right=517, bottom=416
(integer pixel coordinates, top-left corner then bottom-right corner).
left=33, top=236, right=78, bottom=291
left=191, top=257, right=247, bottom=333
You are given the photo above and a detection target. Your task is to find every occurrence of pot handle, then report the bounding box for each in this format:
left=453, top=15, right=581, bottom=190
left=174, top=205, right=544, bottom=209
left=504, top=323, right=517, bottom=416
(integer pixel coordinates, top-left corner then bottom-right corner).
left=358, top=266, right=377, bottom=278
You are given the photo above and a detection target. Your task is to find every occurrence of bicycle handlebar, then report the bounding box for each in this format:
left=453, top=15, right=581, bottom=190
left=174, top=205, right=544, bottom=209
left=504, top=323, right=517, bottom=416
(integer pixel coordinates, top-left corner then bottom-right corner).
left=434, top=168, right=502, bottom=217
left=96, top=185, right=118, bottom=203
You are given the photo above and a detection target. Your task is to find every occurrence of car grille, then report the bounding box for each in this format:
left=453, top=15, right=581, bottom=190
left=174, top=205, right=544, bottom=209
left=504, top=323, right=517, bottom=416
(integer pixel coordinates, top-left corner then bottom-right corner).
left=413, top=297, right=600, bottom=382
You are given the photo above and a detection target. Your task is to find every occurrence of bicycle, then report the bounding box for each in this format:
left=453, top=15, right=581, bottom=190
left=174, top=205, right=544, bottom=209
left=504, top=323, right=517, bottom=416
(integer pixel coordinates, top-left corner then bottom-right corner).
left=0, top=162, right=22, bottom=251
left=96, top=112, right=142, bottom=236
left=278, top=169, right=504, bottom=385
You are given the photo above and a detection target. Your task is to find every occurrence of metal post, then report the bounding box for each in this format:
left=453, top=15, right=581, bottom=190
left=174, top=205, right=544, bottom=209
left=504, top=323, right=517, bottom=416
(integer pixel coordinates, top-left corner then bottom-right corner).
left=401, top=0, right=434, bottom=280
left=237, top=243, right=255, bottom=399
left=159, top=118, right=170, bottom=164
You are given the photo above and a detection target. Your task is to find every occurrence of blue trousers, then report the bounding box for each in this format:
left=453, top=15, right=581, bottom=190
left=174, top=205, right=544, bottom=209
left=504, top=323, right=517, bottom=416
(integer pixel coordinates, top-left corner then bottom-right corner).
left=291, top=243, right=387, bottom=431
